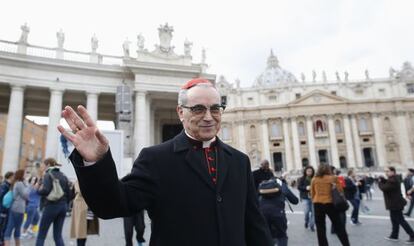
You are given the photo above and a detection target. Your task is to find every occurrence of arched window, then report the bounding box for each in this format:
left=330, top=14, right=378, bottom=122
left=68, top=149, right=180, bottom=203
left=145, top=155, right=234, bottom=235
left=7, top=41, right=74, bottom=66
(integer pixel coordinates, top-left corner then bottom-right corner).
left=270, top=122, right=282, bottom=138
left=359, top=117, right=368, bottom=132
left=221, top=127, right=230, bottom=141
left=315, top=120, right=326, bottom=133
left=384, top=117, right=392, bottom=131
left=298, top=122, right=306, bottom=136
left=302, top=158, right=309, bottom=168
left=335, top=119, right=343, bottom=133
left=250, top=125, right=257, bottom=139
left=339, top=156, right=347, bottom=169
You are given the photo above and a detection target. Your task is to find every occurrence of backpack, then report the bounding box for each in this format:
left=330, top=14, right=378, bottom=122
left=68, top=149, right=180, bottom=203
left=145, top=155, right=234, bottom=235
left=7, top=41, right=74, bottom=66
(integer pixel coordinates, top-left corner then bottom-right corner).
left=46, top=172, right=65, bottom=201
left=2, top=190, right=13, bottom=209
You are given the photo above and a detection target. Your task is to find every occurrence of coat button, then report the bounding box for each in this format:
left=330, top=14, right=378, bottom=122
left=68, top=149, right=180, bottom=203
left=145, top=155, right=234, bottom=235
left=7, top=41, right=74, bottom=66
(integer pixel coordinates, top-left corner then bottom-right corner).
left=216, top=195, right=223, bottom=203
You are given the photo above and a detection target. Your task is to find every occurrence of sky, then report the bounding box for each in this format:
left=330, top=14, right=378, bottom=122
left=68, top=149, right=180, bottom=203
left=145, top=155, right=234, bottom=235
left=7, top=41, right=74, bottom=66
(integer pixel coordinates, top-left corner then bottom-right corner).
left=1, top=0, right=414, bottom=87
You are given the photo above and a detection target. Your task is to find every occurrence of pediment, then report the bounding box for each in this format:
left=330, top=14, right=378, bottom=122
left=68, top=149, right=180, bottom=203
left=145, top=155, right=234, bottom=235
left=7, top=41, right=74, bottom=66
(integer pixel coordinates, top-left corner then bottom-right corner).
left=288, top=90, right=348, bottom=106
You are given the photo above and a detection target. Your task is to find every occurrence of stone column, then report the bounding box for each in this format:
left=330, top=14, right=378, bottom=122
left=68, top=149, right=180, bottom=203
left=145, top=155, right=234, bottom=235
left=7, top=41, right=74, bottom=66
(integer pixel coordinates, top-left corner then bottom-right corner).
left=328, top=115, right=340, bottom=168
left=396, top=112, right=414, bottom=167
left=2, top=86, right=25, bottom=173
left=261, top=120, right=271, bottom=162
left=350, top=114, right=364, bottom=168
left=372, top=113, right=387, bottom=167
left=305, top=116, right=317, bottom=167
left=45, top=89, right=64, bottom=159
left=86, top=92, right=99, bottom=122
left=343, top=114, right=356, bottom=168
left=282, top=118, right=294, bottom=171
left=291, top=117, right=302, bottom=169
left=134, top=91, right=148, bottom=158
left=237, top=120, right=246, bottom=153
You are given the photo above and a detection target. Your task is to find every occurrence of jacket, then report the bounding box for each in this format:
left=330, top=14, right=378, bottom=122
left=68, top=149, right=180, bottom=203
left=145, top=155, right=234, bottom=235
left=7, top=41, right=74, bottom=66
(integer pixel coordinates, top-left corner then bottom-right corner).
left=297, top=176, right=312, bottom=200
left=379, top=175, right=407, bottom=211
left=38, top=168, right=71, bottom=205
left=70, top=181, right=99, bottom=239
left=69, top=131, right=273, bottom=246
left=311, top=175, right=343, bottom=204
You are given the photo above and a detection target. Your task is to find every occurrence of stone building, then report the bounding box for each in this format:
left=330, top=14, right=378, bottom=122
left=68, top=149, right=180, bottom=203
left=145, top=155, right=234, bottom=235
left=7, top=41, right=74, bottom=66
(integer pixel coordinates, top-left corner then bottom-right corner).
left=217, top=51, right=414, bottom=171
left=0, top=114, right=47, bottom=171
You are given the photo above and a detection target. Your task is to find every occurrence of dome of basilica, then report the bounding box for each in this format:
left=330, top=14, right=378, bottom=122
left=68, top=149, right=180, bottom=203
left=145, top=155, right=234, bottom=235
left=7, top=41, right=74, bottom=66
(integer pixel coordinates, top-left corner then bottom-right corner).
left=254, top=50, right=298, bottom=87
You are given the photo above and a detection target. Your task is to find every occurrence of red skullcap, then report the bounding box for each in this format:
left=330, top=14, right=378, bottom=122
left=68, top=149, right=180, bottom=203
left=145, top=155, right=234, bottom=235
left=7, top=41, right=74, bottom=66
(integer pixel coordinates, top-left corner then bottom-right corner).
left=181, top=78, right=212, bottom=89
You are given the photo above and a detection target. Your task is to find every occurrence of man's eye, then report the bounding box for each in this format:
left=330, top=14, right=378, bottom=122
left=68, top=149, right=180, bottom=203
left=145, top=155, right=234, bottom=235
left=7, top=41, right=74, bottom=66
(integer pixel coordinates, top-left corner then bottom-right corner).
left=210, top=106, right=221, bottom=111
left=192, top=106, right=206, bottom=113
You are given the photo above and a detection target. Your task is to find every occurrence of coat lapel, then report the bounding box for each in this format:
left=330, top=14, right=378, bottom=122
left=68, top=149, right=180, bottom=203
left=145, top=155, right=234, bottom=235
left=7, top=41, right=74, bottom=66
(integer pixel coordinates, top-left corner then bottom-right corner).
left=216, top=139, right=232, bottom=192
left=173, top=131, right=215, bottom=191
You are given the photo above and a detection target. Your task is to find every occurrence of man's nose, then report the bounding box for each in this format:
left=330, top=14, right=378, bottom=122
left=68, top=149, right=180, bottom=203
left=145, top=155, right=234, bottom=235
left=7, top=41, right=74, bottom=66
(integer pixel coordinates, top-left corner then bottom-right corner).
left=203, top=109, right=213, bottom=121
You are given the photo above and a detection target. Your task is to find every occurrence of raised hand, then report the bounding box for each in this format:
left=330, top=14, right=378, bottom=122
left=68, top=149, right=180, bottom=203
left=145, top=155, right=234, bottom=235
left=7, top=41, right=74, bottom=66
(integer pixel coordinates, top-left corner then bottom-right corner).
left=58, top=105, right=109, bottom=162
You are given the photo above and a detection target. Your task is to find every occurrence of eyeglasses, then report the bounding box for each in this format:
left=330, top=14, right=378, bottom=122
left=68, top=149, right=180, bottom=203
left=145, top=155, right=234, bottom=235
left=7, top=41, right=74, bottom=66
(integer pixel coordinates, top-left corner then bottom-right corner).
left=180, top=104, right=226, bottom=116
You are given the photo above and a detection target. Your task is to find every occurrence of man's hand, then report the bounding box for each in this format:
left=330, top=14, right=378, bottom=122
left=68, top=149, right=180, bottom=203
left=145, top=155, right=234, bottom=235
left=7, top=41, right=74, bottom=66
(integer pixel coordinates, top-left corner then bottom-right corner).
left=58, top=105, right=109, bottom=162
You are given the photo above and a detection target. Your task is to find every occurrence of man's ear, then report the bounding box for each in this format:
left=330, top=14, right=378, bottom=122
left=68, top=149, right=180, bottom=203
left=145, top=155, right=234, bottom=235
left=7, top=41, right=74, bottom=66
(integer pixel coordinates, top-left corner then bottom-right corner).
left=176, top=105, right=183, bottom=120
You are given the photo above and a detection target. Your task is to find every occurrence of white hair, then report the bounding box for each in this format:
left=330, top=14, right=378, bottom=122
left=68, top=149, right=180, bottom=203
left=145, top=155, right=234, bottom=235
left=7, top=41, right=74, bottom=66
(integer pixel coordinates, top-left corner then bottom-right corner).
left=177, top=83, right=221, bottom=106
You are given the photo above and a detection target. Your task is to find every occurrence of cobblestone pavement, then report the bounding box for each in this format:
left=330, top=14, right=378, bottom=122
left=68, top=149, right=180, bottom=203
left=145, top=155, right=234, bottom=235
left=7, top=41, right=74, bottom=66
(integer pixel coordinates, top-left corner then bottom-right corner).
left=19, top=189, right=414, bottom=246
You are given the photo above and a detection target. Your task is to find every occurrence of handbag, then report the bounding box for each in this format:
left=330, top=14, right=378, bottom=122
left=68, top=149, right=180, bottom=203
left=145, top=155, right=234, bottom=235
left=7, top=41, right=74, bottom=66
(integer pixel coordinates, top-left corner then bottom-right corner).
left=46, top=172, right=65, bottom=201
left=331, top=182, right=349, bottom=212
left=2, top=190, right=13, bottom=209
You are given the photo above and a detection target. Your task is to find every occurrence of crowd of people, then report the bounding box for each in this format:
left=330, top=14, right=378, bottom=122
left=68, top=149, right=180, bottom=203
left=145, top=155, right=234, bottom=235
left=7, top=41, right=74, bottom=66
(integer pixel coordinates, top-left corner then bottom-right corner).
left=253, top=161, right=414, bottom=245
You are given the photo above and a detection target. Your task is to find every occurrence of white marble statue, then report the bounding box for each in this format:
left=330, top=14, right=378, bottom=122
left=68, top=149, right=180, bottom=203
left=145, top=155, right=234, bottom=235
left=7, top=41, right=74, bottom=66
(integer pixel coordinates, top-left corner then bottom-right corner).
left=389, top=67, right=396, bottom=78
left=300, top=73, right=305, bottom=82
left=344, top=71, right=349, bottom=82
left=312, top=70, right=316, bottom=82
left=91, top=34, right=99, bottom=53
left=322, top=70, right=327, bottom=82
left=123, top=38, right=131, bottom=57
left=184, top=38, right=193, bottom=56
left=365, top=69, right=370, bottom=80
left=201, top=48, right=206, bottom=64
left=137, top=33, right=145, bottom=51
left=56, top=29, right=65, bottom=49
left=335, top=71, right=341, bottom=82
left=235, top=78, right=241, bottom=89
left=158, top=23, right=174, bottom=53
left=19, top=23, right=30, bottom=44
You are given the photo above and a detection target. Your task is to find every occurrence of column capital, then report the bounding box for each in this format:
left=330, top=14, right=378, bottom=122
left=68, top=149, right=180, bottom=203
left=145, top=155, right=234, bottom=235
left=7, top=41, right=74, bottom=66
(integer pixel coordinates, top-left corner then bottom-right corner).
left=135, top=90, right=148, bottom=96
left=10, top=85, right=25, bottom=92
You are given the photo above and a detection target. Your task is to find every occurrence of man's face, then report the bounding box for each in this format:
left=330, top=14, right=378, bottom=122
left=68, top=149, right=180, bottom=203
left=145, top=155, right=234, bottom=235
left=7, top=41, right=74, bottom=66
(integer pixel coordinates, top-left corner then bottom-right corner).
left=177, top=85, right=222, bottom=141
left=385, top=168, right=394, bottom=178
left=261, top=161, right=270, bottom=170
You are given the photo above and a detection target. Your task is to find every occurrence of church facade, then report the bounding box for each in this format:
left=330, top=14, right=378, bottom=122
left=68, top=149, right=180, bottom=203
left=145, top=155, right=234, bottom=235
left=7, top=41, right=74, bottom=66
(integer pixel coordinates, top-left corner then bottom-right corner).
left=217, top=52, right=414, bottom=172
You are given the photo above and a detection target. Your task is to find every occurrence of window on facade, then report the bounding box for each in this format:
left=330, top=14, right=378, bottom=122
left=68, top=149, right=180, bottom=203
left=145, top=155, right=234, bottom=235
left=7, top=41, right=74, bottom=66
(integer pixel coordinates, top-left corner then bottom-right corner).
left=359, top=117, right=369, bottom=132
left=250, top=125, right=257, bottom=139
left=268, top=95, right=277, bottom=102
left=270, top=122, right=282, bottom=138
left=379, top=88, right=386, bottom=96
left=295, top=93, right=301, bottom=99
left=37, top=148, right=42, bottom=161
left=384, top=117, right=392, bottom=131
left=221, top=96, right=227, bottom=106
left=335, top=119, right=342, bottom=133
left=407, top=83, right=414, bottom=94
left=331, top=91, right=337, bottom=95
left=221, top=127, right=230, bottom=141
left=315, top=120, right=326, bottom=133
left=355, top=89, right=364, bottom=96
left=298, top=122, right=305, bottom=136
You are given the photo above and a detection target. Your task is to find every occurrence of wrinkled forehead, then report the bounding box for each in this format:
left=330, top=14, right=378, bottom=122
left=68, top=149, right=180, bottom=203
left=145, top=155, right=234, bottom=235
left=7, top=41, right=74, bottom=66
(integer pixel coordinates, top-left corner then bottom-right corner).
left=186, top=85, right=221, bottom=104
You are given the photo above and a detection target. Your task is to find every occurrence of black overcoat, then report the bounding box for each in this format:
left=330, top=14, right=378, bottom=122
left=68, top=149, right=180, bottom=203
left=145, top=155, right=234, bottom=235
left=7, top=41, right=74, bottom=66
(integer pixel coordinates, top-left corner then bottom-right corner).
left=69, top=131, right=273, bottom=246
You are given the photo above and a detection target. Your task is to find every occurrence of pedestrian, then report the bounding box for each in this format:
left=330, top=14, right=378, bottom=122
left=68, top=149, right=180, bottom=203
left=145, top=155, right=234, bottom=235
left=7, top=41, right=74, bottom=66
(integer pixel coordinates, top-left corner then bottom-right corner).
left=252, top=159, right=274, bottom=191
left=59, top=78, right=274, bottom=245
left=344, top=169, right=362, bottom=225
left=123, top=211, right=145, bottom=246
left=379, top=166, right=414, bottom=243
left=259, top=176, right=299, bottom=246
left=311, top=165, right=350, bottom=246
left=404, top=168, right=414, bottom=217
left=70, top=180, right=99, bottom=246
left=0, top=172, right=14, bottom=246
left=35, top=158, right=71, bottom=246
left=297, top=166, right=315, bottom=231
left=3, top=169, right=29, bottom=246
left=21, top=176, right=41, bottom=239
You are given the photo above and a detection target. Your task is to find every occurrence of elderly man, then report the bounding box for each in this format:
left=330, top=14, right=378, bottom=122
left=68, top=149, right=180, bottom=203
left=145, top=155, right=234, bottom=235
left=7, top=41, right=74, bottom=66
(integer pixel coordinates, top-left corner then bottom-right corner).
left=58, top=78, right=273, bottom=246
